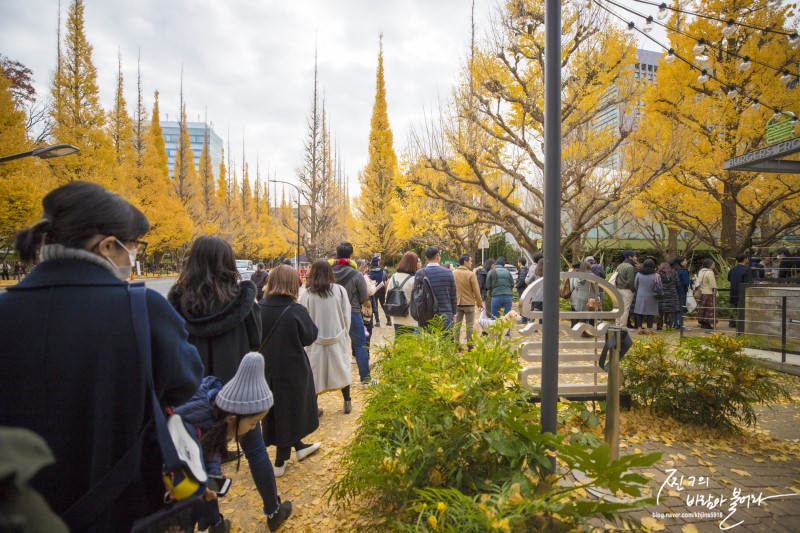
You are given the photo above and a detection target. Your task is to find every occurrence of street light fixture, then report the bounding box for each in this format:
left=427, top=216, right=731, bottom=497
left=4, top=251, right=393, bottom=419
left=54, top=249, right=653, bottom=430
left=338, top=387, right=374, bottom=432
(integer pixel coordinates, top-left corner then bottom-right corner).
left=269, top=179, right=302, bottom=268
left=0, top=144, right=80, bottom=164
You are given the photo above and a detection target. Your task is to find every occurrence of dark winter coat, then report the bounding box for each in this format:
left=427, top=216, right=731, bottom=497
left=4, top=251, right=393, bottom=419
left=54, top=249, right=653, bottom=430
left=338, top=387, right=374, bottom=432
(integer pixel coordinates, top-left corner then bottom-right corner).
left=258, top=294, right=319, bottom=448
left=515, top=266, right=529, bottom=293
left=485, top=265, right=514, bottom=297
left=0, top=259, right=203, bottom=532
left=168, top=281, right=261, bottom=383
left=676, top=267, right=691, bottom=305
left=173, top=376, right=224, bottom=474
left=728, top=264, right=751, bottom=306
left=658, top=270, right=681, bottom=314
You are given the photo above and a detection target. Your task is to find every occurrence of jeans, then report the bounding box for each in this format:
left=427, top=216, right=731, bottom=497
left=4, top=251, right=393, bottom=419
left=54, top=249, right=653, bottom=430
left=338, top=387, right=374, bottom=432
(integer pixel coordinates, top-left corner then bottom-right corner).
left=454, top=305, right=476, bottom=345
left=490, top=295, right=513, bottom=319
left=673, top=309, right=684, bottom=328
left=241, top=422, right=280, bottom=515
left=350, top=311, right=370, bottom=382
left=198, top=422, right=280, bottom=527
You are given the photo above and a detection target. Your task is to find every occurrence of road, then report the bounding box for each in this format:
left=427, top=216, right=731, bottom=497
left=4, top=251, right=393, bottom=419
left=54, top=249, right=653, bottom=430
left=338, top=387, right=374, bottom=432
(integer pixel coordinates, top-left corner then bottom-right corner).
left=142, top=277, right=176, bottom=297
left=0, top=276, right=177, bottom=296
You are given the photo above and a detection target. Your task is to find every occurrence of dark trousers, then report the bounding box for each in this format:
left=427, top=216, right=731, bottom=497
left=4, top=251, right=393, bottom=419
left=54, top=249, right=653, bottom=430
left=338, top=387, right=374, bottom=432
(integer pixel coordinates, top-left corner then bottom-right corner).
left=372, top=289, right=390, bottom=325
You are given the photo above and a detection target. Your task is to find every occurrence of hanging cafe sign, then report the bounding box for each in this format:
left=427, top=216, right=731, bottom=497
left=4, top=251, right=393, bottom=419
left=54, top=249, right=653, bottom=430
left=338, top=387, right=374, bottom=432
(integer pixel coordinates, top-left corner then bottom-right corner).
left=725, top=114, right=800, bottom=173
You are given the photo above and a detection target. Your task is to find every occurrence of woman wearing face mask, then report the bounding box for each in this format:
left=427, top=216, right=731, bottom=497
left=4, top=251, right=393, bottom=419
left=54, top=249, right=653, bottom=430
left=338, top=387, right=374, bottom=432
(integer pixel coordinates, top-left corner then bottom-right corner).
left=0, top=181, right=204, bottom=532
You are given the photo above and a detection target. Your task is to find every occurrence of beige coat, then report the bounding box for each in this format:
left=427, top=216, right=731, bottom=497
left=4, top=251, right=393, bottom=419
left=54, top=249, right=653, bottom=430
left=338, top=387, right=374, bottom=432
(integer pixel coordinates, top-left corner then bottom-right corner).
left=299, top=284, right=352, bottom=393
left=697, top=268, right=717, bottom=295
left=454, top=265, right=483, bottom=307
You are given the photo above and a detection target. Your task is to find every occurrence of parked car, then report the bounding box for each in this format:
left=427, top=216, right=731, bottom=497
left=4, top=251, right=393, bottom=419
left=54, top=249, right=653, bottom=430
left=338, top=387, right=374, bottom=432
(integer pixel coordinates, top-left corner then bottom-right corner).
left=236, top=259, right=255, bottom=278
left=505, top=265, right=519, bottom=283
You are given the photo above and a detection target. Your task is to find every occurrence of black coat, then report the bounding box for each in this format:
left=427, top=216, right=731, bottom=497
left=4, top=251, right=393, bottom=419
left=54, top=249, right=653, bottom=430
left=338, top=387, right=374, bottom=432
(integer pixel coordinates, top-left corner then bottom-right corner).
left=658, top=270, right=681, bottom=313
left=168, top=281, right=261, bottom=383
left=258, top=294, right=319, bottom=447
left=0, top=259, right=203, bottom=532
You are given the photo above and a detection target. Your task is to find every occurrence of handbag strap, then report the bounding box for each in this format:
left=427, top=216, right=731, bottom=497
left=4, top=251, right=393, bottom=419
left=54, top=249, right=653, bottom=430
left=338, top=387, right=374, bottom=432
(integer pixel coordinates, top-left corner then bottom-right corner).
left=129, top=283, right=186, bottom=485
left=259, top=304, right=292, bottom=351
left=60, top=282, right=170, bottom=531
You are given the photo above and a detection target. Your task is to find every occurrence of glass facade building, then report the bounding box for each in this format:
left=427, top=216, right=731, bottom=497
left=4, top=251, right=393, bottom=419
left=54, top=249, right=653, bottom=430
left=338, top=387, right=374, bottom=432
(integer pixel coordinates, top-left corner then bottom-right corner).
left=160, top=121, right=223, bottom=177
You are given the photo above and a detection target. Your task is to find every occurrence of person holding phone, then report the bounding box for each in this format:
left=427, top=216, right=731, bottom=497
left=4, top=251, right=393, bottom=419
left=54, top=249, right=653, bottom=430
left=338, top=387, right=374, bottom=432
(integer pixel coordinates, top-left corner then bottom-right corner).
left=174, top=352, right=292, bottom=532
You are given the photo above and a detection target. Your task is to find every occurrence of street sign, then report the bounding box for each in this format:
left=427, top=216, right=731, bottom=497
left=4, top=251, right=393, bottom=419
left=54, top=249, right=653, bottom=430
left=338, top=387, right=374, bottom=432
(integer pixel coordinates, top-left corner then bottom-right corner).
left=478, top=234, right=489, bottom=249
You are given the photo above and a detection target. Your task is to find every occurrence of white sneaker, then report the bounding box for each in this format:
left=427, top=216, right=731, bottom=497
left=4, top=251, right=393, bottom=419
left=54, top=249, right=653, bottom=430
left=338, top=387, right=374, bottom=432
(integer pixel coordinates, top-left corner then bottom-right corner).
left=295, top=442, right=321, bottom=461
left=273, top=462, right=286, bottom=477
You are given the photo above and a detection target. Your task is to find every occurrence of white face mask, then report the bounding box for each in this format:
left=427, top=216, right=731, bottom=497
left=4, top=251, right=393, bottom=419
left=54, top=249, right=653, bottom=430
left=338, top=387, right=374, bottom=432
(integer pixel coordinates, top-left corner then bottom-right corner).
left=107, top=238, right=137, bottom=281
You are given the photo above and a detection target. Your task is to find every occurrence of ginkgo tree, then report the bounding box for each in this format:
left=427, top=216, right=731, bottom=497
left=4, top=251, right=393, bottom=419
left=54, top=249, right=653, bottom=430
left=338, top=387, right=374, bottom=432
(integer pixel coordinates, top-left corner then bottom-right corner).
left=633, top=0, right=800, bottom=259
left=412, top=0, right=671, bottom=257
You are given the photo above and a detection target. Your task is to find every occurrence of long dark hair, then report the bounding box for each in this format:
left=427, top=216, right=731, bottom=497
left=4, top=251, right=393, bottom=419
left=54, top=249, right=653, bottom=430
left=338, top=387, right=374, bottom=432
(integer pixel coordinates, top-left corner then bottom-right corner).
left=175, top=236, right=240, bottom=315
left=15, top=181, right=149, bottom=262
left=201, top=405, right=245, bottom=471
left=306, top=259, right=333, bottom=297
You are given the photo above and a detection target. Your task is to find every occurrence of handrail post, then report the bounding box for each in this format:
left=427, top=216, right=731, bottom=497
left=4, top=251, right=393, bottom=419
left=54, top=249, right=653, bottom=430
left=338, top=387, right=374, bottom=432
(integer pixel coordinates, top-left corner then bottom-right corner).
left=781, top=296, right=787, bottom=363
left=604, top=326, right=622, bottom=461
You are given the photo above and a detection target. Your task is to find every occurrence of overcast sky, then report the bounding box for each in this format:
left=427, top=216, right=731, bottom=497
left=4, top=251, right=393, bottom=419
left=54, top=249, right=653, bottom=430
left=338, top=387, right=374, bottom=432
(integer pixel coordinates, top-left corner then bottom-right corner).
left=1, top=0, right=660, bottom=198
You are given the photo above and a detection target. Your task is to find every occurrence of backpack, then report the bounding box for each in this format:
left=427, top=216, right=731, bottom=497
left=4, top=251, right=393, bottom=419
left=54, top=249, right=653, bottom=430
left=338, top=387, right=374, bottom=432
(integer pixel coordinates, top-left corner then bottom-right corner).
left=385, top=274, right=412, bottom=317
left=409, top=268, right=438, bottom=323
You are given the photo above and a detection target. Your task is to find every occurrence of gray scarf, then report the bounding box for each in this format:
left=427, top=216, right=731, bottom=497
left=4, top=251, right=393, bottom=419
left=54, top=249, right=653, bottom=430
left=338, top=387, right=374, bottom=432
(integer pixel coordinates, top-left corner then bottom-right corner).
left=38, top=244, right=118, bottom=275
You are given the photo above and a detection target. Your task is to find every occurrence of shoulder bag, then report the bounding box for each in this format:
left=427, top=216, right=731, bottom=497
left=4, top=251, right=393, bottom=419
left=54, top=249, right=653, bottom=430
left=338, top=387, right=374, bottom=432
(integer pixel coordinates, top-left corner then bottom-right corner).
left=653, top=274, right=664, bottom=300
left=693, top=271, right=704, bottom=301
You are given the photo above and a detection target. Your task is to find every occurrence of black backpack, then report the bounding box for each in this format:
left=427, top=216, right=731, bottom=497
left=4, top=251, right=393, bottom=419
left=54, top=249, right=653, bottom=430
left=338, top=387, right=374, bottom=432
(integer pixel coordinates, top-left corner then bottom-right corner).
left=409, top=268, right=438, bottom=323
left=385, top=274, right=412, bottom=317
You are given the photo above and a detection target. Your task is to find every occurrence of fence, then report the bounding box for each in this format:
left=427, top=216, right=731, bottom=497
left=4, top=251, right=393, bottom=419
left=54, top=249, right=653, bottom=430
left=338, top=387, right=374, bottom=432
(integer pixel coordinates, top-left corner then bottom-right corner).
left=738, top=283, right=800, bottom=363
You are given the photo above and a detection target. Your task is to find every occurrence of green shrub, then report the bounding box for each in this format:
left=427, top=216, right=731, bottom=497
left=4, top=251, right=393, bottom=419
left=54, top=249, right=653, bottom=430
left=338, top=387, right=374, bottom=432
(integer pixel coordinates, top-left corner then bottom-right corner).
left=621, top=334, right=791, bottom=432
left=328, top=319, right=659, bottom=530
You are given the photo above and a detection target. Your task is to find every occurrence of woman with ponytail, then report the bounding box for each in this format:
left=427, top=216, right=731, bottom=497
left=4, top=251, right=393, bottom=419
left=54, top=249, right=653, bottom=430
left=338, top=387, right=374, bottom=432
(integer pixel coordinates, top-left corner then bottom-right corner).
left=0, top=181, right=204, bottom=532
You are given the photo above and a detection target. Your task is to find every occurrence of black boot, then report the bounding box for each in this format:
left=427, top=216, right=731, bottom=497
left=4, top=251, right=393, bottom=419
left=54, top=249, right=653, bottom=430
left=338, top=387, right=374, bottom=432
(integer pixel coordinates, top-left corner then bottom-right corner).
left=267, top=501, right=293, bottom=531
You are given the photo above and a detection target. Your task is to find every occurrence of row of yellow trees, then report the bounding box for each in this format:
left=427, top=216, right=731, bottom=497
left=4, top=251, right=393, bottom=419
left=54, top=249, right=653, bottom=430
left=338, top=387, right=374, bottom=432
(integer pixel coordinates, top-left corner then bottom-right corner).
left=3, top=0, right=798, bottom=266
left=0, top=0, right=293, bottom=265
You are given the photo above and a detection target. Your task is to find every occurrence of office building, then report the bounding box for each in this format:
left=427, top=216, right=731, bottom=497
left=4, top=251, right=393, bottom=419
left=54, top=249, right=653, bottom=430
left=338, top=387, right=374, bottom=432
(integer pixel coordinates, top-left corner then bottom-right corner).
left=160, top=121, right=223, bottom=177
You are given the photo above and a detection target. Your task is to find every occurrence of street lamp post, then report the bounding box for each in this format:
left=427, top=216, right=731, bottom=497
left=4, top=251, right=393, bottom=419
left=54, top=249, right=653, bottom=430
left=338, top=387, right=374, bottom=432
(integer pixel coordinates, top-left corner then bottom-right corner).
left=269, top=179, right=301, bottom=267
left=0, top=144, right=80, bottom=164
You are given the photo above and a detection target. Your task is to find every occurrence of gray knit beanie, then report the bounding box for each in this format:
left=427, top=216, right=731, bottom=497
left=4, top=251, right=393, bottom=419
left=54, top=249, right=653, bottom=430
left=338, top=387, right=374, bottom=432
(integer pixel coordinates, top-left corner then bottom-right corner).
left=215, top=352, right=273, bottom=415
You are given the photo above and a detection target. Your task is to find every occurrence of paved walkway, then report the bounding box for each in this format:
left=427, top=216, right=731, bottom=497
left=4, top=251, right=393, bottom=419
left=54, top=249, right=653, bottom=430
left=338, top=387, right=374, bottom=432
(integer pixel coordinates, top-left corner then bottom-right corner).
left=220, top=320, right=800, bottom=532
left=619, top=405, right=800, bottom=532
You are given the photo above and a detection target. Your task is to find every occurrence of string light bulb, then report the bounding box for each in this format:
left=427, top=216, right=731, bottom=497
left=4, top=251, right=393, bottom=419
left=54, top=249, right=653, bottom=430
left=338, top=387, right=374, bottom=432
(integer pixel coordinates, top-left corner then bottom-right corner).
left=751, top=99, right=760, bottom=110
left=697, top=70, right=710, bottom=83
left=693, top=39, right=706, bottom=58
left=780, top=70, right=792, bottom=84
left=789, top=33, right=800, bottom=49
left=657, top=3, right=669, bottom=21
left=721, top=20, right=736, bottom=38
left=772, top=109, right=784, bottom=121
left=644, top=16, right=654, bottom=33
left=737, top=56, right=752, bottom=71
left=665, top=49, right=676, bottom=64
left=625, top=21, right=635, bottom=36
left=726, top=86, right=738, bottom=99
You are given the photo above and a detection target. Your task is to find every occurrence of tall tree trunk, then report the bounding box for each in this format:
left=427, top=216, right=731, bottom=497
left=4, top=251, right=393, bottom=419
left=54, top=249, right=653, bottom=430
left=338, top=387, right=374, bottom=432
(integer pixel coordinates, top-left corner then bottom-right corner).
left=720, top=181, right=739, bottom=261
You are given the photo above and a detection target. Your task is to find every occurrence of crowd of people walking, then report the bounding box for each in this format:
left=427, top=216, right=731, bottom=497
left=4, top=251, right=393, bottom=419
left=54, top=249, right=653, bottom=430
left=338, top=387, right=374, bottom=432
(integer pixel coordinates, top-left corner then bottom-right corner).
left=2, top=180, right=798, bottom=531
